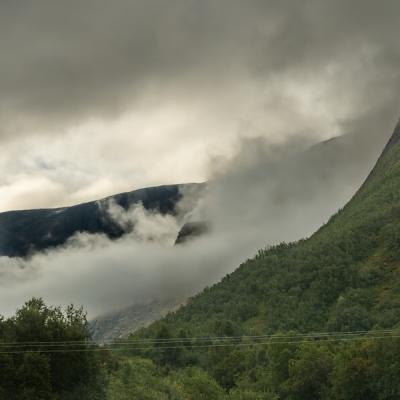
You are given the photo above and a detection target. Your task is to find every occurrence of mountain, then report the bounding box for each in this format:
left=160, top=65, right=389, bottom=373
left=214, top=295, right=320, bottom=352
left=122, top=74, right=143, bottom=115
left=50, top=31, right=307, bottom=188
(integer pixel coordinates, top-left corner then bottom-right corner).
left=0, top=183, right=204, bottom=257
left=0, top=129, right=383, bottom=259
left=115, top=119, right=400, bottom=397
left=1, top=124, right=399, bottom=398
left=88, top=132, right=385, bottom=342
left=90, top=298, right=184, bottom=342
left=140, top=120, right=400, bottom=337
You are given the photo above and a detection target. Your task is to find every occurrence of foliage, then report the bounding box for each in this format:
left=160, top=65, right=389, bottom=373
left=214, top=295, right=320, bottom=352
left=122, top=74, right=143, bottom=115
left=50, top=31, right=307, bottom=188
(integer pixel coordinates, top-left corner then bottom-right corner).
left=0, top=298, right=106, bottom=400
left=107, top=358, right=226, bottom=400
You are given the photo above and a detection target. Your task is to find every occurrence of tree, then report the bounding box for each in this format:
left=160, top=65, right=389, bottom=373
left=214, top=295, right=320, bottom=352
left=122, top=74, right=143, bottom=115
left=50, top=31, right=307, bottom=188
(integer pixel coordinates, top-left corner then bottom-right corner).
left=284, top=345, right=333, bottom=400
left=0, top=298, right=106, bottom=400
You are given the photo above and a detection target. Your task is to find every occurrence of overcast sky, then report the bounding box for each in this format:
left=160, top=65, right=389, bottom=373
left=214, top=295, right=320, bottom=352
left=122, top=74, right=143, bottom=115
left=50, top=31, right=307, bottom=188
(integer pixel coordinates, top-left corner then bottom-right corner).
left=2, top=1, right=400, bottom=317
left=0, top=0, right=399, bottom=212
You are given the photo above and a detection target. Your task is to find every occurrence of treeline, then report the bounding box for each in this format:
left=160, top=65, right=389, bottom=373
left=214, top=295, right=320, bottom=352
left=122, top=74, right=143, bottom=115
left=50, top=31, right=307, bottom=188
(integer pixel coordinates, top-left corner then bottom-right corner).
left=107, top=336, right=400, bottom=399
left=1, top=299, right=399, bottom=400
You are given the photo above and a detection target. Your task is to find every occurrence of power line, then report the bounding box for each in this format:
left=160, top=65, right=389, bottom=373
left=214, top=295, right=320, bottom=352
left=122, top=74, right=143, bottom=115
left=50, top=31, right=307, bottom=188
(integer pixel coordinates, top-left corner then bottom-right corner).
left=0, top=332, right=399, bottom=354
left=0, top=328, right=399, bottom=347
left=105, top=328, right=400, bottom=344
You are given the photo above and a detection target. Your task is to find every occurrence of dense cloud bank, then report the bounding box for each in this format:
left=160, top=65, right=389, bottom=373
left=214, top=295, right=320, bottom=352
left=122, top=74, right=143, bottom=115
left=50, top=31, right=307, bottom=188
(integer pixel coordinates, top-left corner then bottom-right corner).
left=0, top=0, right=399, bottom=210
left=0, top=130, right=389, bottom=317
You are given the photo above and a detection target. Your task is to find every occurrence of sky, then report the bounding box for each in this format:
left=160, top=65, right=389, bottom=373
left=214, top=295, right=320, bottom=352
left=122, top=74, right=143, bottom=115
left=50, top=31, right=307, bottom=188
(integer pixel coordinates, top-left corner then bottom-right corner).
left=0, top=0, right=399, bottom=212
left=1, top=0, right=400, bottom=317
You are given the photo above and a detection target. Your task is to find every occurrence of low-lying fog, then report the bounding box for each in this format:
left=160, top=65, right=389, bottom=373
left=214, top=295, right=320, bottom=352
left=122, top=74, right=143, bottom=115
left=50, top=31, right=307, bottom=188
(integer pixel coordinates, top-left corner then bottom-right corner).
left=0, top=129, right=389, bottom=317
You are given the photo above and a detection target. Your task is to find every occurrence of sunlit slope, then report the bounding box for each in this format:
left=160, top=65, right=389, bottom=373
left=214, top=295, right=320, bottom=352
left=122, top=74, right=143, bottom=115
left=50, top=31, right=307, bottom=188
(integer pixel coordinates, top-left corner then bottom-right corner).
left=140, top=119, right=400, bottom=337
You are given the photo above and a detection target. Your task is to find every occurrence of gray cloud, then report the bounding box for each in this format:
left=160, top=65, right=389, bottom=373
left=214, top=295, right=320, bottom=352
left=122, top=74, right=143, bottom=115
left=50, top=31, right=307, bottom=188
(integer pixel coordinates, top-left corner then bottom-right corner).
left=1, top=0, right=399, bottom=135
left=0, top=1, right=400, bottom=318
left=0, top=0, right=399, bottom=209
left=0, top=0, right=267, bottom=133
left=0, top=127, right=392, bottom=318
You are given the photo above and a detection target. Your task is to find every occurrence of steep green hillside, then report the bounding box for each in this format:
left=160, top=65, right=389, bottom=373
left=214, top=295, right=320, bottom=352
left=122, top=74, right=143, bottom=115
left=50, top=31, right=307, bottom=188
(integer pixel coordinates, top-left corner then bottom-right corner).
left=141, top=120, right=400, bottom=338
left=107, top=120, right=400, bottom=399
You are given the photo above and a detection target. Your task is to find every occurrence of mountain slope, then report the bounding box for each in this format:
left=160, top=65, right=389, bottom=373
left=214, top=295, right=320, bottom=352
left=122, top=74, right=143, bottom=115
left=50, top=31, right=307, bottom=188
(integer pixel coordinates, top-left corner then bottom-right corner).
left=138, top=118, right=400, bottom=338
left=90, top=131, right=388, bottom=342
left=0, top=183, right=203, bottom=257
left=90, top=298, right=184, bottom=342
left=106, top=119, right=400, bottom=398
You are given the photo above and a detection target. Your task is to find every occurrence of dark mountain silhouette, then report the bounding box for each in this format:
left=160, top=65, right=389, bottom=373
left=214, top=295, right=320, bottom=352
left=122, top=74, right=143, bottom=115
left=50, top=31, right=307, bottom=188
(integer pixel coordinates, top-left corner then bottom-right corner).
left=0, top=183, right=204, bottom=257
left=175, top=221, right=210, bottom=245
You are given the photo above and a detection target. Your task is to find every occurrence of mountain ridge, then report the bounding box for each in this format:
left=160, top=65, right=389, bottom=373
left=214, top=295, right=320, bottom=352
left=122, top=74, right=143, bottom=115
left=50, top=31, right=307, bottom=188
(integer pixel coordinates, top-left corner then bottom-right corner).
left=0, top=183, right=205, bottom=257
left=135, top=117, right=400, bottom=342
left=108, top=118, right=400, bottom=397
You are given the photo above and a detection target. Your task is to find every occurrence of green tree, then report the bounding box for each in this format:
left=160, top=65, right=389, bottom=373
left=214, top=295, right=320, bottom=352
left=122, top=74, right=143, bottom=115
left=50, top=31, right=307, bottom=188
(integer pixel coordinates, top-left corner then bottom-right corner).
left=168, top=367, right=226, bottom=400
left=284, top=345, right=333, bottom=400
left=0, top=298, right=106, bottom=400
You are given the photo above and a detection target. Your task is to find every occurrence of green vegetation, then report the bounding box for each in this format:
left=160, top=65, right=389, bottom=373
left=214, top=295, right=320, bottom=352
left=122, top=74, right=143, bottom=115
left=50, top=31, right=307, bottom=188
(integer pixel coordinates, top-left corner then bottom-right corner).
left=109, top=124, right=400, bottom=398
left=0, top=298, right=107, bottom=400
left=2, top=126, right=400, bottom=398
left=107, top=358, right=226, bottom=399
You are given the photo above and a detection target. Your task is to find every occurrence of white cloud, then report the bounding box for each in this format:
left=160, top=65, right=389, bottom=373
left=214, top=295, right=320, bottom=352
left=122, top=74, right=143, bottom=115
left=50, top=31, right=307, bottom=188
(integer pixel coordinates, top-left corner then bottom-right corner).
left=0, top=131, right=386, bottom=318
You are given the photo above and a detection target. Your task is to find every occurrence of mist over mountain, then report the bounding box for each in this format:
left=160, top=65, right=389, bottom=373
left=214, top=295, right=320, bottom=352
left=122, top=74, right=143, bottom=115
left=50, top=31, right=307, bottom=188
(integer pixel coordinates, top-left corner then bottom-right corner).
left=0, top=126, right=385, bottom=259
left=0, top=183, right=204, bottom=257
left=94, top=127, right=390, bottom=339
left=90, top=298, right=184, bottom=342
left=119, top=117, right=400, bottom=398
left=0, top=113, right=399, bottom=399
left=0, top=130, right=387, bottom=328
left=2, top=0, right=400, bottom=398
left=146, top=118, right=400, bottom=335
